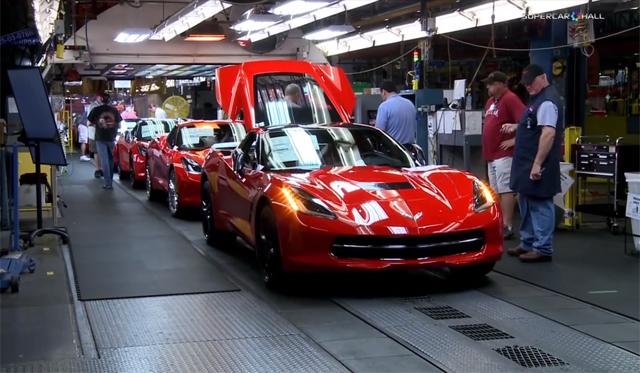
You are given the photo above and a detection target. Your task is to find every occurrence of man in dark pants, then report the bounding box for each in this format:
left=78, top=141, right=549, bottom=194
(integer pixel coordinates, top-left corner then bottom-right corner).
left=502, top=64, right=563, bottom=263
left=87, top=95, right=122, bottom=189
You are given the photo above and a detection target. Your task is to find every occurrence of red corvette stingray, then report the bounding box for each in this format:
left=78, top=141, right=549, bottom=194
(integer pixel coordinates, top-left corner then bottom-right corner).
left=116, top=118, right=177, bottom=188
left=146, top=120, right=246, bottom=217
left=200, top=61, right=503, bottom=288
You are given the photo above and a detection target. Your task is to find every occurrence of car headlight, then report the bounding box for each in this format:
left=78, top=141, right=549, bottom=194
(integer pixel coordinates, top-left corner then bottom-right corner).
left=473, top=179, right=495, bottom=213
left=137, top=145, right=147, bottom=157
left=181, top=157, right=202, bottom=174
left=282, top=186, right=337, bottom=219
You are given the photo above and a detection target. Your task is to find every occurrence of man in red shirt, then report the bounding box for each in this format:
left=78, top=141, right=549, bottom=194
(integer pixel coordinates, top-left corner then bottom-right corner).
left=481, top=71, right=526, bottom=239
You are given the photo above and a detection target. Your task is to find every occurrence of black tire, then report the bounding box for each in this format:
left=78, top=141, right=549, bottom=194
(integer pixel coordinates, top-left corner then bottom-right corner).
left=201, top=181, right=236, bottom=248
left=10, top=275, right=20, bottom=293
left=129, top=154, right=142, bottom=188
left=256, top=206, right=286, bottom=289
left=118, top=154, right=129, bottom=180
left=146, top=162, right=163, bottom=202
left=449, top=262, right=495, bottom=279
left=168, top=169, right=183, bottom=218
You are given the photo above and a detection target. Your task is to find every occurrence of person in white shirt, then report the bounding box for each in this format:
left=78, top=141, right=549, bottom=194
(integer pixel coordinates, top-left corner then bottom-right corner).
left=149, top=103, right=168, bottom=119
left=78, top=111, right=91, bottom=162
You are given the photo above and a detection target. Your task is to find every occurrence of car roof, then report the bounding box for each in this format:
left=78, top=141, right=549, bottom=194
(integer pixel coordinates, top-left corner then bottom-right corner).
left=259, top=122, right=372, bottom=132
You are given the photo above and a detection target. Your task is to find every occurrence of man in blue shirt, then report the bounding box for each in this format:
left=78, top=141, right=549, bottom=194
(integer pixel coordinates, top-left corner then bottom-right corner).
left=375, top=81, right=416, bottom=146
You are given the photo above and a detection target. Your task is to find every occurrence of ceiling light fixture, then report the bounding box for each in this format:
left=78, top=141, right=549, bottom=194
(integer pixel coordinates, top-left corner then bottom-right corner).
left=114, top=28, right=153, bottom=43
left=150, top=0, right=231, bottom=42
left=271, top=0, right=332, bottom=16
left=317, top=0, right=604, bottom=56
left=231, top=12, right=282, bottom=32
left=303, top=24, right=355, bottom=40
left=242, top=0, right=377, bottom=43
left=184, top=21, right=226, bottom=41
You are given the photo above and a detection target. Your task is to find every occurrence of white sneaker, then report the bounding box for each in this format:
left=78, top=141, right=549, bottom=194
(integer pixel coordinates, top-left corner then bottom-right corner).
left=80, top=155, right=91, bottom=161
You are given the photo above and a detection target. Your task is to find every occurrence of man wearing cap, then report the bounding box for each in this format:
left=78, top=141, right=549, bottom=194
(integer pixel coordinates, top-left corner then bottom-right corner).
left=481, top=71, right=526, bottom=239
left=502, top=64, right=564, bottom=263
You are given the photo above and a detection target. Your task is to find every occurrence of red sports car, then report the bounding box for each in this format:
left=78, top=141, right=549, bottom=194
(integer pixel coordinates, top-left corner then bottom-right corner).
left=146, top=120, right=246, bottom=217
left=116, top=119, right=177, bottom=188
left=200, top=60, right=503, bottom=288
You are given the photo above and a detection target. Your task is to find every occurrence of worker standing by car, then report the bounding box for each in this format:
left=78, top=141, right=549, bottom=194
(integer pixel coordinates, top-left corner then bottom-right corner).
left=481, top=71, right=526, bottom=240
left=375, top=81, right=416, bottom=147
left=502, top=64, right=564, bottom=263
left=88, top=94, right=122, bottom=190
left=149, top=103, right=168, bottom=119
left=87, top=94, right=104, bottom=178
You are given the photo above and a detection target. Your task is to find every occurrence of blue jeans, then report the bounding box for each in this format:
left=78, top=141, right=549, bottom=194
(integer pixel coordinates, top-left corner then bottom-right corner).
left=95, top=140, right=115, bottom=186
left=518, top=194, right=555, bottom=256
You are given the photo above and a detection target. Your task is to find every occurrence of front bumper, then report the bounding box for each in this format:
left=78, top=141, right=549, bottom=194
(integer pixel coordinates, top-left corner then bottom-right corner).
left=272, top=203, right=503, bottom=272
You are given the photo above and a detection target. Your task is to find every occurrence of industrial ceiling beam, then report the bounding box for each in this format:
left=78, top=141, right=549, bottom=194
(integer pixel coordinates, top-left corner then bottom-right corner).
left=351, top=0, right=464, bottom=28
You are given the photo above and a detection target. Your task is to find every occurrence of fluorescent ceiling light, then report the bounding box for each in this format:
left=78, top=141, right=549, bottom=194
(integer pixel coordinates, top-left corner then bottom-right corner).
left=318, top=0, right=603, bottom=56
left=303, top=24, right=355, bottom=40
left=271, top=0, right=332, bottom=16
left=150, top=0, right=231, bottom=42
left=244, top=0, right=377, bottom=42
left=114, top=29, right=152, bottom=43
left=185, top=34, right=225, bottom=41
left=231, top=13, right=282, bottom=32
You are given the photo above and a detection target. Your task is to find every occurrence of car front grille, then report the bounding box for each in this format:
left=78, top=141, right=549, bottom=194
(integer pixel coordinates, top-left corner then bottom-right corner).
left=330, top=229, right=485, bottom=260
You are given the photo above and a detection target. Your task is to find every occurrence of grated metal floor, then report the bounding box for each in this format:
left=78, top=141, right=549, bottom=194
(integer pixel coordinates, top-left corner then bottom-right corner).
left=0, top=336, right=343, bottom=373
left=336, top=290, right=640, bottom=372
left=1, top=292, right=346, bottom=373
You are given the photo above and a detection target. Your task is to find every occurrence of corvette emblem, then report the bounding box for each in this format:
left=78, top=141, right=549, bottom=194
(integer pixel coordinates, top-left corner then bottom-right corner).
left=401, top=211, right=423, bottom=220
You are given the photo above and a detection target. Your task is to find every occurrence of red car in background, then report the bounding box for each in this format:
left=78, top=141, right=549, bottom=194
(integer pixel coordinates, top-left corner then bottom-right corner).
left=146, top=120, right=246, bottom=217
left=116, top=119, right=177, bottom=188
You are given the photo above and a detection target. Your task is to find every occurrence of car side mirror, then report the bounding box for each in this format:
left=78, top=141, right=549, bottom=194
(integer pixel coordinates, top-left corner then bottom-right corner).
left=232, top=149, right=245, bottom=177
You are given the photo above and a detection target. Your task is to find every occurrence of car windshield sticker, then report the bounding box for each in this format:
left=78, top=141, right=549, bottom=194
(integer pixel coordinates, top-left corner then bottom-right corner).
left=270, top=131, right=320, bottom=165
left=140, top=125, right=152, bottom=138
left=183, top=126, right=216, bottom=145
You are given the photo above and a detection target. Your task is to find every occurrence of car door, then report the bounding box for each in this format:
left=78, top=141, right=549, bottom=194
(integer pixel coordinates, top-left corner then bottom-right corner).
left=219, top=132, right=257, bottom=236
left=122, top=124, right=137, bottom=170
left=156, top=126, right=178, bottom=191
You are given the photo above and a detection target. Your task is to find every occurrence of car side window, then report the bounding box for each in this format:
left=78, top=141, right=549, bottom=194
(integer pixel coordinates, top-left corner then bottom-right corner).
left=175, top=128, right=183, bottom=149
left=129, top=125, right=137, bottom=141
left=166, top=126, right=178, bottom=148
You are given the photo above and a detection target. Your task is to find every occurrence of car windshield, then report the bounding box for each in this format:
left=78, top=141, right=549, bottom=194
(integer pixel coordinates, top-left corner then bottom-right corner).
left=139, top=119, right=176, bottom=140
left=254, top=73, right=343, bottom=127
left=120, top=119, right=138, bottom=133
left=260, top=126, right=414, bottom=172
left=180, top=123, right=246, bottom=151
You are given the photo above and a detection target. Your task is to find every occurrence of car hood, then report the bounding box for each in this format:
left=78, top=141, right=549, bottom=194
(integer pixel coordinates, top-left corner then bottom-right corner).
left=178, top=149, right=209, bottom=164
left=272, top=166, right=477, bottom=234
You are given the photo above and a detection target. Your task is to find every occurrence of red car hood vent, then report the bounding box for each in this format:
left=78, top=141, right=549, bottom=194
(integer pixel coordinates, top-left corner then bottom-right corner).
left=356, top=181, right=415, bottom=191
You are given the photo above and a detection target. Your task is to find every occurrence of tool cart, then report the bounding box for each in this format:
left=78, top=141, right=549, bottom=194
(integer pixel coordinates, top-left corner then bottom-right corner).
left=571, top=136, right=640, bottom=234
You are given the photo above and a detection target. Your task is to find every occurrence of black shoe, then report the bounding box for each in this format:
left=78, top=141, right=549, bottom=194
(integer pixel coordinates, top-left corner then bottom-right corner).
left=94, top=170, right=103, bottom=178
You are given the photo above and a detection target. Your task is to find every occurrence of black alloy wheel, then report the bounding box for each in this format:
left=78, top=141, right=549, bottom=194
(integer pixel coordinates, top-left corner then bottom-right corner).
left=256, top=207, right=285, bottom=289
left=129, top=154, right=137, bottom=188
left=168, top=169, right=181, bottom=217
left=146, top=162, right=162, bottom=201
left=201, top=181, right=236, bottom=248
